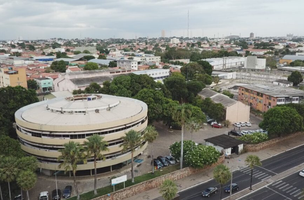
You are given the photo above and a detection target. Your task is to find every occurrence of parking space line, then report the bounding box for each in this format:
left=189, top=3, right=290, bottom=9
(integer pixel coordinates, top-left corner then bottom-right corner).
left=294, top=191, right=302, bottom=197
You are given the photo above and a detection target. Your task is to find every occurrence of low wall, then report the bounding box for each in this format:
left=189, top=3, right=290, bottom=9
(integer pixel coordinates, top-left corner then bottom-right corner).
left=93, top=155, right=225, bottom=200
left=245, top=131, right=304, bottom=152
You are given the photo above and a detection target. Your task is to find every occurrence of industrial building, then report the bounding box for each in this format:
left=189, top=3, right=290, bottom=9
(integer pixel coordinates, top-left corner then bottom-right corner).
left=15, top=94, right=148, bottom=176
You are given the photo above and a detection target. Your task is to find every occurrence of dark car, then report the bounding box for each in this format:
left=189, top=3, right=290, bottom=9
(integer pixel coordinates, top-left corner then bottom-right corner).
left=202, top=187, right=218, bottom=197
left=224, top=183, right=239, bottom=193
left=152, top=158, right=163, bottom=169
left=228, top=130, right=242, bottom=137
left=52, top=189, right=61, bottom=200
left=62, top=186, right=72, bottom=199
left=157, top=156, right=169, bottom=167
left=165, top=155, right=176, bottom=165
left=14, top=194, right=23, bottom=200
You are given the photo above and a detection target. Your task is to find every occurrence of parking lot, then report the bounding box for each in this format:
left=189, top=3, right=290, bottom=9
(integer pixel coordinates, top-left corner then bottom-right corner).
left=29, top=114, right=262, bottom=199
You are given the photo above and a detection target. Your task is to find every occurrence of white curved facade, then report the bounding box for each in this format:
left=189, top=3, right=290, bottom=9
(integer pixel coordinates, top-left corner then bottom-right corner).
left=15, top=94, right=148, bottom=175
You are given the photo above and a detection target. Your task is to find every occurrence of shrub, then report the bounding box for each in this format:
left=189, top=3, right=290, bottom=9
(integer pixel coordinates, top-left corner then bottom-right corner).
left=238, top=132, right=268, bottom=144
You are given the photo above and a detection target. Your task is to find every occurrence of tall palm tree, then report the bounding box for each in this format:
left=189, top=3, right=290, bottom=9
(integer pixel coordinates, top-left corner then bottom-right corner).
left=245, top=155, right=262, bottom=190
left=143, top=125, right=159, bottom=174
left=213, top=164, right=231, bottom=200
left=16, top=170, right=37, bottom=200
left=120, top=130, right=143, bottom=183
left=172, top=104, right=193, bottom=169
left=84, top=134, right=109, bottom=195
left=0, top=156, right=19, bottom=200
left=58, top=141, right=87, bottom=200
left=159, top=179, right=178, bottom=200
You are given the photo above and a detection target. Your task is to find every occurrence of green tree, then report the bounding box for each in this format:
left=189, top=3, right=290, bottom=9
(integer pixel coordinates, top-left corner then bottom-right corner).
left=27, top=80, right=38, bottom=90
left=83, top=50, right=91, bottom=54
left=84, top=62, right=99, bottom=70
left=169, top=140, right=196, bottom=162
left=288, top=71, right=303, bottom=86
left=213, top=164, right=231, bottom=200
left=184, top=145, right=220, bottom=168
left=143, top=126, right=159, bottom=173
left=0, top=86, right=38, bottom=138
left=159, top=180, right=178, bottom=200
left=108, top=61, right=117, bottom=68
left=213, top=76, right=220, bottom=85
left=164, top=73, right=188, bottom=102
left=120, top=130, right=143, bottom=183
left=84, top=135, right=109, bottom=195
left=259, top=106, right=303, bottom=138
left=197, top=60, right=213, bottom=76
left=0, top=136, right=24, bottom=157
left=98, top=54, right=107, bottom=59
left=27, top=45, right=35, bottom=51
left=73, top=51, right=81, bottom=55
left=266, top=56, right=277, bottom=69
left=245, top=155, right=262, bottom=190
left=172, top=104, right=204, bottom=169
left=16, top=170, right=37, bottom=200
left=58, top=142, right=87, bottom=200
left=83, top=55, right=95, bottom=61
left=222, top=90, right=234, bottom=99
left=51, top=42, right=61, bottom=49
left=50, top=60, right=67, bottom=72
left=84, top=82, right=102, bottom=93
left=0, top=156, right=19, bottom=200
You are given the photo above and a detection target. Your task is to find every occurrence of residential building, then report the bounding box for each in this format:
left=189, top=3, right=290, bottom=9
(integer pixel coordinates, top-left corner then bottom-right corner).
left=198, top=88, right=250, bottom=123
left=238, top=85, right=304, bottom=112
left=117, top=59, right=138, bottom=70
left=170, top=38, right=180, bottom=44
left=133, top=69, right=170, bottom=82
left=205, top=134, right=244, bottom=155
left=34, top=77, right=53, bottom=93
left=15, top=94, right=148, bottom=176
left=0, top=67, right=27, bottom=88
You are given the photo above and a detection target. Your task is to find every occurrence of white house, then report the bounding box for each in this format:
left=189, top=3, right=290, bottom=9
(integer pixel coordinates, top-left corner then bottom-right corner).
left=133, top=69, right=170, bottom=82
left=117, top=59, right=138, bottom=70
left=205, top=134, right=244, bottom=155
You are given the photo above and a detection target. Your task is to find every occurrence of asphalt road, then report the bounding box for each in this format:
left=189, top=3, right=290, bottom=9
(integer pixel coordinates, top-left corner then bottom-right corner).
left=240, top=173, right=304, bottom=200
left=178, top=145, right=304, bottom=200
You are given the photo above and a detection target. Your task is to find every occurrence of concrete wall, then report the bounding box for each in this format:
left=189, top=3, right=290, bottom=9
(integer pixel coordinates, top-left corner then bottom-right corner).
left=226, top=102, right=250, bottom=123
left=91, top=156, right=225, bottom=200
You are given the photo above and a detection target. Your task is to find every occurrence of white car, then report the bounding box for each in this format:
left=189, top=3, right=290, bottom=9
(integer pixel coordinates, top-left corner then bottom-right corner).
left=234, top=123, right=241, bottom=128
left=241, top=130, right=249, bottom=135
left=240, top=122, right=246, bottom=127
left=211, top=121, right=218, bottom=126
left=246, top=122, right=252, bottom=127
left=39, top=191, right=49, bottom=200
left=299, top=170, right=304, bottom=177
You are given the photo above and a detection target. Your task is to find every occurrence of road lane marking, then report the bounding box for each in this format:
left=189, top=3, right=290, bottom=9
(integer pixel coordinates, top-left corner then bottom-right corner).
left=298, top=194, right=304, bottom=200
left=274, top=182, right=286, bottom=188
left=272, top=180, right=282, bottom=186
left=294, top=191, right=302, bottom=197
left=286, top=187, right=297, bottom=194
left=289, top=189, right=300, bottom=196
left=282, top=185, right=293, bottom=191
left=278, top=183, right=289, bottom=190
left=266, top=187, right=292, bottom=200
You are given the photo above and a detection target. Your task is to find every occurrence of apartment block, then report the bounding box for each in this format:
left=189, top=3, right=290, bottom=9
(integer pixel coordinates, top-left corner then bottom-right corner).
left=238, top=85, right=304, bottom=112
left=0, top=67, right=27, bottom=89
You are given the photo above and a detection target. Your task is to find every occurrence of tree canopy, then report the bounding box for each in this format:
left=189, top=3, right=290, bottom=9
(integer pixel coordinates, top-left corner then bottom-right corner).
left=84, top=62, right=99, bottom=70
left=159, top=180, right=178, bottom=200
left=0, top=86, right=38, bottom=138
left=259, top=106, right=303, bottom=138
left=288, top=71, right=303, bottom=86
left=27, top=79, right=38, bottom=90
left=50, top=60, right=67, bottom=72
left=184, top=145, right=220, bottom=168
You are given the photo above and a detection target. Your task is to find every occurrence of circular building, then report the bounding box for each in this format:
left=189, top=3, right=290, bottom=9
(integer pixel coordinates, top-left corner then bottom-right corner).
left=15, top=94, right=148, bottom=176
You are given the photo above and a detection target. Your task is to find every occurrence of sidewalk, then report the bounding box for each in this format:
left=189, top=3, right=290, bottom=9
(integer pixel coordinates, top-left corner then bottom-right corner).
left=126, top=132, right=304, bottom=200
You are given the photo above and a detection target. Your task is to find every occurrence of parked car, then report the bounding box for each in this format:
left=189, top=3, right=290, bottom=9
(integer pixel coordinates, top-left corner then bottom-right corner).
left=241, top=130, right=248, bottom=135
left=210, top=121, right=218, bottom=126
left=157, top=156, right=169, bottom=167
left=234, top=123, right=241, bottom=128
left=165, top=156, right=176, bottom=165
left=62, top=186, right=72, bottom=199
left=299, top=170, right=304, bottom=177
left=14, top=194, right=23, bottom=200
left=52, top=189, right=61, bottom=200
left=224, top=183, right=239, bottom=193
left=207, top=118, right=216, bottom=124
left=39, top=191, right=49, bottom=200
left=202, top=187, right=218, bottom=197
left=228, top=130, right=242, bottom=137
left=240, top=122, right=246, bottom=127
left=152, top=158, right=163, bottom=169
left=246, top=122, right=252, bottom=127
left=212, top=123, right=222, bottom=128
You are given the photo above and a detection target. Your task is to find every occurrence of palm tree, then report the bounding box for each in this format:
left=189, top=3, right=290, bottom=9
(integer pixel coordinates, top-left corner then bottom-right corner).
left=159, top=180, right=178, bottom=200
left=0, top=156, right=19, bottom=200
left=213, top=164, right=231, bottom=200
left=16, top=170, right=37, bottom=200
left=245, top=155, right=262, bottom=190
left=58, top=141, right=87, bottom=200
left=143, top=125, right=159, bottom=174
left=172, top=104, right=199, bottom=169
left=84, top=134, right=109, bottom=195
left=120, top=130, right=143, bottom=183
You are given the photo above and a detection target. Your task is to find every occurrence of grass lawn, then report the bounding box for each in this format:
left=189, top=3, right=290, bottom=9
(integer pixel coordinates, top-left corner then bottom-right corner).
left=69, top=165, right=179, bottom=200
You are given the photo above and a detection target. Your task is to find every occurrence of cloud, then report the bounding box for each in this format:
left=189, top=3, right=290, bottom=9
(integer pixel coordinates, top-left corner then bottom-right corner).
left=0, top=0, right=303, bottom=40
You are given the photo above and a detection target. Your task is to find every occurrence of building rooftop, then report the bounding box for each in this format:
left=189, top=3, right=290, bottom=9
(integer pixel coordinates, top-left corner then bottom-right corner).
left=88, top=59, right=112, bottom=65
left=70, top=76, right=114, bottom=86
left=240, top=84, right=304, bottom=98
left=273, top=79, right=292, bottom=84
left=15, top=94, right=147, bottom=128
left=282, top=55, right=304, bottom=61
left=205, top=134, right=244, bottom=149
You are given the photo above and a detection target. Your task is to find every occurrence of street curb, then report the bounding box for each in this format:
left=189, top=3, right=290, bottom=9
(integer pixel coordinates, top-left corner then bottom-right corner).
left=179, top=177, right=213, bottom=193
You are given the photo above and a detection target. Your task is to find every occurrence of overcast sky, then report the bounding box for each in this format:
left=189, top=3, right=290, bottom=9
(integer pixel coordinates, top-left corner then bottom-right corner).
left=0, top=0, right=303, bottom=40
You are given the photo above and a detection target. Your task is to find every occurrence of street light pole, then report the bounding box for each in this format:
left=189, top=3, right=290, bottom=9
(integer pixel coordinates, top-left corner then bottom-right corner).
left=54, top=171, right=60, bottom=199
left=230, top=170, right=233, bottom=196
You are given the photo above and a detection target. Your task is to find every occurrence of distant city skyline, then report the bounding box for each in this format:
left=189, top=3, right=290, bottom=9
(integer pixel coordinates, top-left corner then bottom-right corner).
left=0, top=0, right=303, bottom=40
